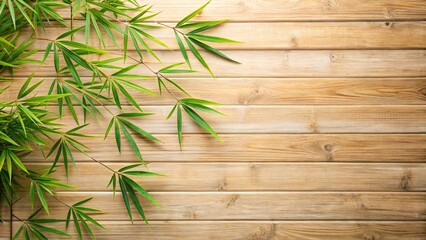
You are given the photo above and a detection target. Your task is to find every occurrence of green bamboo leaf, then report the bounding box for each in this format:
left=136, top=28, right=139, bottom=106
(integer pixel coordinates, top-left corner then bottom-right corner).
left=9, top=151, right=28, bottom=173
left=114, top=119, right=121, bottom=152
left=18, top=76, right=45, bottom=99
left=111, top=83, right=121, bottom=109
left=120, top=118, right=162, bottom=143
left=119, top=121, right=143, bottom=161
left=163, top=76, right=191, bottom=96
left=115, top=82, right=143, bottom=111
left=56, top=26, right=85, bottom=40
left=182, top=105, right=221, bottom=140
left=29, top=182, right=35, bottom=209
left=62, top=53, right=83, bottom=86
left=36, top=185, right=49, bottom=213
left=182, top=102, right=224, bottom=115
left=132, top=27, right=168, bottom=49
left=89, top=11, right=106, bottom=49
left=123, top=171, right=163, bottom=177
left=53, top=43, right=59, bottom=73
left=166, top=103, right=177, bottom=120
left=177, top=105, right=182, bottom=147
left=104, top=117, right=115, bottom=140
left=184, top=37, right=214, bottom=76
left=73, top=197, right=93, bottom=207
left=59, top=40, right=108, bottom=54
left=122, top=175, right=157, bottom=205
left=77, top=213, right=95, bottom=239
left=187, top=33, right=241, bottom=43
left=117, top=112, right=154, bottom=118
left=180, top=98, right=220, bottom=105
left=174, top=31, right=190, bottom=68
left=23, top=94, right=69, bottom=104
left=118, top=177, right=133, bottom=221
left=118, top=164, right=142, bottom=172
left=8, top=0, right=16, bottom=29
left=65, top=209, right=71, bottom=229
left=176, top=0, right=211, bottom=28
left=123, top=180, right=148, bottom=223
left=0, top=131, right=19, bottom=146
left=189, top=38, right=240, bottom=63
left=72, top=210, right=82, bottom=240
left=41, top=42, right=52, bottom=63
left=31, top=223, right=70, bottom=237
left=180, top=19, right=228, bottom=29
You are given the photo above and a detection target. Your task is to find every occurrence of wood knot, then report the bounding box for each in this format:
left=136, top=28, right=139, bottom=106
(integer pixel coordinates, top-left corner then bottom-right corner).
left=384, top=7, right=396, bottom=19
left=384, top=21, right=394, bottom=29
left=324, top=144, right=333, bottom=152
left=400, top=171, right=411, bottom=191
left=308, top=122, right=319, bottom=133
left=239, top=86, right=262, bottom=105
left=217, top=178, right=227, bottom=191
left=226, top=194, right=240, bottom=208
left=290, top=37, right=297, bottom=48
left=323, top=0, right=341, bottom=11
left=249, top=224, right=277, bottom=240
left=363, top=234, right=378, bottom=240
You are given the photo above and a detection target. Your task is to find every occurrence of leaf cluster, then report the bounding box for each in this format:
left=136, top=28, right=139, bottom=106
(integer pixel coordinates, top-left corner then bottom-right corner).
left=0, top=0, right=240, bottom=238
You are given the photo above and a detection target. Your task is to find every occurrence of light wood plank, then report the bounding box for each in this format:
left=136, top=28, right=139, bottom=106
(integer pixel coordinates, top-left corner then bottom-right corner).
left=24, top=163, right=426, bottom=191
left=2, top=221, right=426, bottom=240
left=6, top=192, right=426, bottom=220
left=47, top=105, right=426, bottom=134
left=22, top=134, right=426, bottom=163
left=14, top=50, right=426, bottom=78
left=52, top=0, right=426, bottom=21
left=26, top=22, right=426, bottom=50
left=3, top=77, right=426, bottom=105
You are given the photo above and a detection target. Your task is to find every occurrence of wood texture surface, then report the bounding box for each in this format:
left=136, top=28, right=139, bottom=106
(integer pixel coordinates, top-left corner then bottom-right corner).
left=5, top=192, right=426, bottom=220
left=52, top=0, right=426, bottom=21
left=3, top=77, right=426, bottom=105
left=22, top=162, right=426, bottom=191
left=14, top=50, right=426, bottom=78
left=2, top=221, right=426, bottom=240
left=25, top=21, right=426, bottom=50
left=2, top=0, right=425, bottom=238
left=22, top=134, right=426, bottom=163
left=48, top=105, right=426, bottom=134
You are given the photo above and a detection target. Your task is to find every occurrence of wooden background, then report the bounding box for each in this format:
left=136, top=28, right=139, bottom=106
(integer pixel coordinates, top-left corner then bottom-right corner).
left=2, top=0, right=426, bottom=239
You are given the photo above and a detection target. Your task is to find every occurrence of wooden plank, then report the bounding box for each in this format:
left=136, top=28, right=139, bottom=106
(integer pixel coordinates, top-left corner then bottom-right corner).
left=14, top=50, right=426, bottom=78
left=2, top=221, right=426, bottom=239
left=24, top=163, right=426, bottom=191
left=52, top=0, right=426, bottom=21
left=3, top=77, right=426, bottom=105
left=6, top=192, right=426, bottom=220
left=47, top=105, right=426, bottom=134
left=22, top=134, right=426, bottom=163
left=26, top=21, right=426, bottom=50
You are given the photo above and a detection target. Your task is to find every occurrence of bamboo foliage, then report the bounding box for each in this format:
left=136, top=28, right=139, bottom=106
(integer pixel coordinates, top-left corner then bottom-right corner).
left=0, top=0, right=239, bottom=239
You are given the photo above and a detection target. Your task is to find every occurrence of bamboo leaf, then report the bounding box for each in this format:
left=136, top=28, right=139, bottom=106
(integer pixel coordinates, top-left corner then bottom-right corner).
left=174, top=31, right=190, bottom=68
left=182, top=105, right=220, bottom=140
left=184, top=37, right=214, bottom=76
left=176, top=0, right=211, bottom=28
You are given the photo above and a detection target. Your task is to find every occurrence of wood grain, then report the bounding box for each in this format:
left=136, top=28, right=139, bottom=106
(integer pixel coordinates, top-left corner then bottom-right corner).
left=26, top=21, right=426, bottom=50
left=22, top=134, right=426, bottom=163
left=2, top=221, right=426, bottom=240
left=52, top=0, right=426, bottom=21
left=3, top=77, right=426, bottom=105
left=23, top=163, right=426, bottom=191
left=6, top=192, right=426, bottom=220
left=14, top=50, right=426, bottom=78
left=48, top=105, right=426, bottom=134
